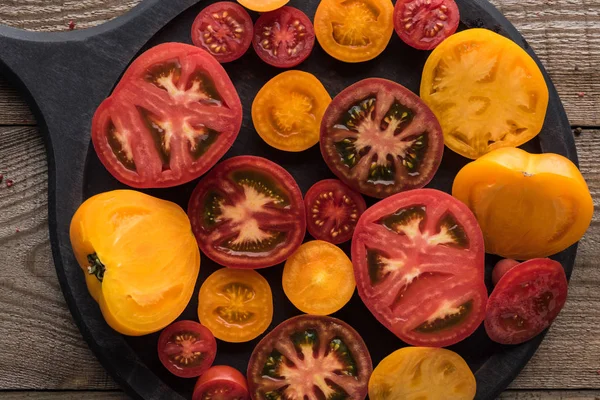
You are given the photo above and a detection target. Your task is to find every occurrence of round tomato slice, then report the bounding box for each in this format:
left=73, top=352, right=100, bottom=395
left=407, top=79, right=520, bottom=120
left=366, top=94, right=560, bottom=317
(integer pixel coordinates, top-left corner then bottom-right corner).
left=157, top=320, right=217, bottom=378
left=92, top=43, right=242, bottom=188
left=198, top=268, right=273, bottom=343
left=193, top=365, right=250, bottom=400
left=305, top=179, right=366, bottom=244
left=314, top=0, right=394, bottom=63
left=420, top=28, right=549, bottom=159
left=352, top=189, right=487, bottom=347
left=394, top=0, right=460, bottom=50
left=191, top=2, right=253, bottom=63
left=252, top=71, right=331, bottom=152
left=188, top=156, right=306, bottom=269
left=252, top=7, right=315, bottom=68
left=237, top=0, right=288, bottom=12
left=320, top=78, right=444, bottom=199
left=485, top=258, right=568, bottom=345
left=247, top=315, right=372, bottom=400
left=282, top=240, right=356, bottom=315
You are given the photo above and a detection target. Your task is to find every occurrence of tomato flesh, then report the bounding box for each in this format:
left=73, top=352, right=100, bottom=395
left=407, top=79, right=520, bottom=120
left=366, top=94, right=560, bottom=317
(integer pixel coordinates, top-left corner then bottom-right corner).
left=485, top=258, right=568, bottom=345
left=237, top=0, right=289, bottom=13
left=394, top=0, right=460, bottom=50
left=193, top=365, right=249, bottom=400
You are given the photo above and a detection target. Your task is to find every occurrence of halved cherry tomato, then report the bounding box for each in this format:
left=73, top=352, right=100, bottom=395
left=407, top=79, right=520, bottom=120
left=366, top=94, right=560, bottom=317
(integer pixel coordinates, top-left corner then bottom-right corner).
left=304, top=179, right=366, bottom=244
left=282, top=240, right=356, bottom=315
left=188, top=156, right=306, bottom=269
left=420, top=29, right=549, bottom=159
left=157, top=320, right=217, bottom=378
left=314, top=0, right=394, bottom=63
left=193, top=365, right=250, bottom=400
left=369, top=347, right=476, bottom=400
left=198, top=268, right=273, bottom=343
left=492, top=259, right=519, bottom=286
left=252, top=7, right=315, bottom=68
left=320, top=78, right=444, bottom=199
left=191, top=2, right=253, bottom=63
left=252, top=71, right=331, bottom=152
left=247, top=315, right=372, bottom=400
left=485, top=258, right=568, bottom=345
left=352, top=189, right=487, bottom=347
left=237, top=0, right=288, bottom=13
left=394, top=0, right=460, bottom=50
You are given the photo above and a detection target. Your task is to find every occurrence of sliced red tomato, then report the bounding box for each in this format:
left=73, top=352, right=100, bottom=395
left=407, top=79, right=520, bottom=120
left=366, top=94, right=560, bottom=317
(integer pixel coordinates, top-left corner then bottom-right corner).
left=157, top=320, right=217, bottom=378
left=320, top=78, right=444, bottom=199
left=191, top=2, right=253, bottom=63
left=92, top=43, right=242, bottom=188
left=188, top=156, right=306, bottom=269
left=393, top=0, right=460, bottom=50
left=305, top=179, right=366, bottom=244
left=247, top=315, right=372, bottom=400
left=193, top=365, right=250, bottom=400
left=492, top=259, right=520, bottom=286
left=352, top=189, right=487, bottom=347
left=485, top=258, right=568, bottom=345
left=252, top=6, right=315, bottom=68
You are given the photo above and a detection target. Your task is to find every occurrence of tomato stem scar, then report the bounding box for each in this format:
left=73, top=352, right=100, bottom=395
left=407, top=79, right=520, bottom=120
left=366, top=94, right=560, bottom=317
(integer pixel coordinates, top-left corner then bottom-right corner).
left=87, top=253, right=106, bottom=282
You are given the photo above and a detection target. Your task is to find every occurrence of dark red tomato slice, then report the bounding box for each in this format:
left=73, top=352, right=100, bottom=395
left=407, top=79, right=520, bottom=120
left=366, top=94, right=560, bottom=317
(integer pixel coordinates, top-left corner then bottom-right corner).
left=252, top=6, right=315, bottom=68
left=188, top=156, right=306, bottom=269
left=305, top=179, right=366, bottom=244
left=247, top=315, right=372, bottom=400
left=485, top=258, right=568, bottom=345
left=393, top=0, right=460, bottom=50
left=191, top=2, right=253, bottom=63
left=157, top=320, right=217, bottom=378
left=320, top=78, right=444, bottom=199
left=492, top=259, right=520, bottom=286
left=92, top=43, right=242, bottom=188
left=193, top=365, right=249, bottom=400
left=352, top=189, right=487, bottom=347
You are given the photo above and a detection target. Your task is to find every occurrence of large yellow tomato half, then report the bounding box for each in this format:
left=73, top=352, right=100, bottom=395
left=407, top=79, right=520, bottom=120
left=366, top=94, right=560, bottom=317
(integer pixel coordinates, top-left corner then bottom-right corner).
left=452, top=148, right=593, bottom=259
left=70, top=190, right=200, bottom=336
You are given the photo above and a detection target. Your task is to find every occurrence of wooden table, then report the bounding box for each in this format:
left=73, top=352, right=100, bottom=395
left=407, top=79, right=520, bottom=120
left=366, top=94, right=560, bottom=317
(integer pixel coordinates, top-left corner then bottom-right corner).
left=0, top=1, right=598, bottom=399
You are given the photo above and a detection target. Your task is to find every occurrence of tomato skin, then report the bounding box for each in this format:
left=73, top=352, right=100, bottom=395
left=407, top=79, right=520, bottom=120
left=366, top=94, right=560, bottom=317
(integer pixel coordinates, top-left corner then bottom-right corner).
left=237, top=0, right=289, bottom=12
left=193, top=365, right=250, bottom=400
left=492, top=259, right=520, bottom=286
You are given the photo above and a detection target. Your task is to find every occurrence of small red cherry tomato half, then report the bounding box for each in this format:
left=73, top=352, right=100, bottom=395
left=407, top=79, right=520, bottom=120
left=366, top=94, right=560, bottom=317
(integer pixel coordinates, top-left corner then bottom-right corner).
left=188, top=156, right=306, bottom=269
left=393, top=0, right=460, bottom=50
left=305, top=179, right=366, bottom=244
left=252, top=6, right=315, bottom=68
left=352, top=189, right=488, bottom=347
left=485, top=258, right=568, bottom=345
left=492, top=259, right=520, bottom=286
left=193, top=365, right=249, bottom=400
left=191, top=2, right=253, bottom=63
left=157, top=320, right=217, bottom=378
left=320, top=78, right=444, bottom=199
left=247, top=315, right=372, bottom=400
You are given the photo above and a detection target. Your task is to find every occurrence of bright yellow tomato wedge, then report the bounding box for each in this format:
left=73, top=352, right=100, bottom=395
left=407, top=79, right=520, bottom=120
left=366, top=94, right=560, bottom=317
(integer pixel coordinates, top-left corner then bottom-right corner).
left=237, top=0, right=289, bottom=12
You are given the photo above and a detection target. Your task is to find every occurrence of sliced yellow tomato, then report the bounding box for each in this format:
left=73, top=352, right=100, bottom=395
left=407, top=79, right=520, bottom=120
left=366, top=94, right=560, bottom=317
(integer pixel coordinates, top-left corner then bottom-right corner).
left=452, top=147, right=593, bottom=259
left=237, top=0, right=288, bottom=12
left=252, top=70, right=331, bottom=152
left=420, top=28, right=549, bottom=159
left=282, top=240, right=355, bottom=315
left=369, top=347, right=476, bottom=400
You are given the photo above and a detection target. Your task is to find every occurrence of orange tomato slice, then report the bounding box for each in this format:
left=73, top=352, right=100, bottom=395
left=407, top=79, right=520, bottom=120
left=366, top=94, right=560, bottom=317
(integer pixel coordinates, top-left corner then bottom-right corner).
left=237, top=0, right=289, bottom=12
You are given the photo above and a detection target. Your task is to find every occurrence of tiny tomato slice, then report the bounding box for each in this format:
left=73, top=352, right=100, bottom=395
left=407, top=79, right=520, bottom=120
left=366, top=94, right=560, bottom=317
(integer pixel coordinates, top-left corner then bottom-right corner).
left=193, top=365, right=250, bottom=400
left=248, top=315, right=372, bottom=400
left=314, top=0, right=394, bottom=63
left=198, top=268, right=273, bottom=343
left=394, top=0, right=460, bottom=50
left=492, top=259, right=519, bottom=286
left=352, top=189, right=487, bottom=347
left=252, top=71, right=331, bottom=152
left=237, top=0, right=289, bottom=13
left=320, top=78, right=444, bottom=199
left=369, top=347, right=476, bottom=400
left=305, top=179, right=366, bottom=244
left=188, top=156, right=306, bottom=269
left=485, top=258, right=568, bottom=345
left=282, top=240, right=356, bottom=315
left=191, top=2, right=253, bottom=63
left=157, top=320, right=217, bottom=378
left=253, top=7, right=315, bottom=68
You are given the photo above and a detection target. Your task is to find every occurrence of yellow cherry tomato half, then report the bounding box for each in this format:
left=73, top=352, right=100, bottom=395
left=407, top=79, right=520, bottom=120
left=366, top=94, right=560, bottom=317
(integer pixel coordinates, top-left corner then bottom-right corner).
left=369, top=347, right=476, bottom=400
left=237, top=0, right=288, bottom=12
left=252, top=70, right=332, bottom=152
left=314, top=0, right=394, bottom=63
left=198, top=268, right=273, bottom=343
left=282, top=240, right=356, bottom=315
left=421, top=28, right=549, bottom=159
